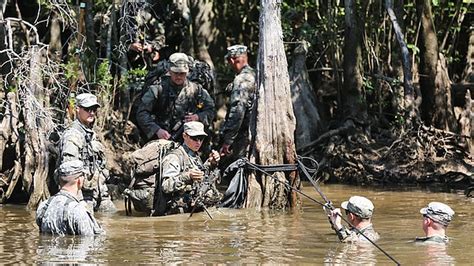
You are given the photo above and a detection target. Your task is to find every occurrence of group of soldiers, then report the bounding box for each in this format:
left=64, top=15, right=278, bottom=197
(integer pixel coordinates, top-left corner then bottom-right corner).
left=326, top=196, right=455, bottom=244
left=35, top=43, right=256, bottom=235
left=34, top=44, right=457, bottom=248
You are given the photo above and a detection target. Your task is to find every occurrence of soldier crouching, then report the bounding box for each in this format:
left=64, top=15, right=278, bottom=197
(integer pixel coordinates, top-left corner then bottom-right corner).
left=159, top=121, right=221, bottom=215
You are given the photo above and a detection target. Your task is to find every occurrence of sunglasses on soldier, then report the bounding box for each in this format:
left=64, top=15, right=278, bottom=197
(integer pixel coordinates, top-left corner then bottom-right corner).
left=189, top=135, right=206, bottom=142
left=81, top=106, right=98, bottom=113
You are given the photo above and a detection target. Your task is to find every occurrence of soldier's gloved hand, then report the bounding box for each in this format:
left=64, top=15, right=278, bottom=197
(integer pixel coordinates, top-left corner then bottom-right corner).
left=219, top=144, right=232, bottom=157
left=184, top=113, right=199, bottom=122
left=329, top=208, right=343, bottom=230
left=156, top=129, right=171, bottom=140
left=188, top=169, right=204, bottom=182
left=208, top=150, right=220, bottom=165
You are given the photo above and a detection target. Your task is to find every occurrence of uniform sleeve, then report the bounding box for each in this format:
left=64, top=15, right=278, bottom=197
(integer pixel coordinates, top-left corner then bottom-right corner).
left=61, top=131, right=83, bottom=162
left=335, top=227, right=357, bottom=242
left=195, top=87, right=216, bottom=128
left=147, top=16, right=166, bottom=51
left=135, top=84, right=161, bottom=139
left=221, top=76, right=254, bottom=145
left=161, top=154, right=191, bottom=193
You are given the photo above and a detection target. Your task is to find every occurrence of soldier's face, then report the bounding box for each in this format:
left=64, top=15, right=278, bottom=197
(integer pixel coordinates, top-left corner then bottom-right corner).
left=170, top=71, right=187, bottom=86
left=77, top=106, right=97, bottom=127
left=183, top=133, right=204, bottom=152
left=227, top=55, right=247, bottom=73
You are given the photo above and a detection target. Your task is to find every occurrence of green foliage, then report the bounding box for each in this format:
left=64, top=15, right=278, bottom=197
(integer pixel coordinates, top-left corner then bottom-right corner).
left=407, top=44, right=419, bottom=55
left=61, top=60, right=80, bottom=82
left=94, top=0, right=114, bottom=12
left=127, top=68, right=148, bottom=78
left=96, top=59, right=113, bottom=91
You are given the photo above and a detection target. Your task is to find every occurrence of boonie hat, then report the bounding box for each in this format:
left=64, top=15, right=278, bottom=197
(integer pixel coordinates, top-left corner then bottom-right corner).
left=169, top=52, right=190, bottom=73
left=341, top=196, right=374, bottom=219
left=420, top=202, right=454, bottom=226
left=225, top=44, right=248, bottom=59
left=76, top=93, right=101, bottom=108
left=57, top=160, right=85, bottom=181
left=184, top=121, right=207, bottom=137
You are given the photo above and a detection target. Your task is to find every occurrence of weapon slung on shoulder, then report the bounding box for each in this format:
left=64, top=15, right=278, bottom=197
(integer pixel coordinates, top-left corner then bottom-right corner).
left=170, top=121, right=184, bottom=141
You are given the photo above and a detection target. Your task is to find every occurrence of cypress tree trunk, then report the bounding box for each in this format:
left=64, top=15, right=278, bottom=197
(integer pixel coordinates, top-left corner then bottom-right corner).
left=342, top=0, right=367, bottom=121
left=190, top=0, right=215, bottom=68
left=416, top=0, right=457, bottom=131
left=245, top=0, right=299, bottom=209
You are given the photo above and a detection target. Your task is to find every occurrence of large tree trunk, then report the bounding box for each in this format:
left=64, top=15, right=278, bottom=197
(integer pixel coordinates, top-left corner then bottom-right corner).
left=25, top=46, right=51, bottom=209
left=190, top=0, right=215, bottom=68
left=462, top=27, right=474, bottom=83
left=289, top=42, right=321, bottom=149
left=416, top=0, right=457, bottom=131
left=342, top=0, right=367, bottom=121
left=385, top=0, right=416, bottom=120
left=245, top=0, right=299, bottom=209
left=49, top=9, right=62, bottom=62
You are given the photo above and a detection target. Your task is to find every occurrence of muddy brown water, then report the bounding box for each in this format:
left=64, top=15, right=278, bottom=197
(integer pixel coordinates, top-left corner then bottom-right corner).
left=0, top=184, right=472, bottom=264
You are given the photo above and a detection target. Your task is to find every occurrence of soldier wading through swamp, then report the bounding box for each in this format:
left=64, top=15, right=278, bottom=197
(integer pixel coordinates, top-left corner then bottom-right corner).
left=124, top=121, right=221, bottom=217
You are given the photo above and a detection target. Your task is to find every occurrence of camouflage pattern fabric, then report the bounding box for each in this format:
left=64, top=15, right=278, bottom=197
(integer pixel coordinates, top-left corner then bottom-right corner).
left=36, top=191, right=104, bottom=236
left=160, top=145, right=220, bottom=215
left=125, top=1, right=166, bottom=70
left=60, top=120, right=111, bottom=211
left=415, top=235, right=449, bottom=244
left=336, top=224, right=380, bottom=243
left=135, top=76, right=215, bottom=140
left=220, top=64, right=256, bottom=158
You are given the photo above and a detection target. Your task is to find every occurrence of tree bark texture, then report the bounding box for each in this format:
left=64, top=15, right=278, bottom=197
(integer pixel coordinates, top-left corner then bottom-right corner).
left=0, top=92, right=21, bottom=203
left=416, top=0, right=456, bottom=131
left=246, top=0, right=298, bottom=209
left=342, top=0, right=367, bottom=121
left=458, top=90, right=473, bottom=155
left=463, top=27, right=474, bottom=83
left=289, top=42, right=321, bottom=149
left=385, top=0, right=415, bottom=114
left=49, top=9, right=62, bottom=62
left=24, top=46, right=51, bottom=209
left=190, top=0, right=215, bottom=69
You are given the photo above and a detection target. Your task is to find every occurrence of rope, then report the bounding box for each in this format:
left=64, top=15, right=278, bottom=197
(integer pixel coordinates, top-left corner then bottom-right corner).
left=243, top=158, right=400, bottom=265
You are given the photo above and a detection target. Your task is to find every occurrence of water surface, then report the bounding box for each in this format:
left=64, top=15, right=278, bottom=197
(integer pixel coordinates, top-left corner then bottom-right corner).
left=0, top=184, right=472, bottom=264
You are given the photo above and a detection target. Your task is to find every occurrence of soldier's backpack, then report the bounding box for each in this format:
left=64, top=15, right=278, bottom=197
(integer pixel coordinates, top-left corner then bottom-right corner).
left=123, top=139, right=179, bottom=215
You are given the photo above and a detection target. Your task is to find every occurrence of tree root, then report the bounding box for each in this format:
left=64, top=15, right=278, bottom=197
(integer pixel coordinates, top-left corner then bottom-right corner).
left=312, top=122, right=474, bottom=189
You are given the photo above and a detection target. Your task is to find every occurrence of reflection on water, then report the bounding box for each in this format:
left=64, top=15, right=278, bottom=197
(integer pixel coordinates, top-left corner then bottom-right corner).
left=324, top=242, right=377, bottom=265
left=414, top=241, right=456, bottom=265
left=36, top=236, right=106, bottom=264
left=0, top=184, right=472, bottom=264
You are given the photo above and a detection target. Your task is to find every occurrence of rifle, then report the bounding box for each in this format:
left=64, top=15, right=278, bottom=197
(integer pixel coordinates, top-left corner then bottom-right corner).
left=188, top=168, right=221, bottom=219
left=170, top=120, right=184, bottom=142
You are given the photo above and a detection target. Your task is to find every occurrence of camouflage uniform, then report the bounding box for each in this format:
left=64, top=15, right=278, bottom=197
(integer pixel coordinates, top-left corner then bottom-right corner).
left=415, top=202, right=454, bottom=244
left=36, top=190, right=104, bottom=236
left=135, top=76, right=215, bottom=140
left=60, top=120, right=113, bottom=212
left=125, top=0, right=166, bottom=70
left=220, top=64, right=256, bottom=159
left=415, top=235, right=449, bottom=244
left=160, top=145, right=220, bottom=215
left=331, top=196, right=379, bottom=243
left=336, top=224, right=380, bottom=243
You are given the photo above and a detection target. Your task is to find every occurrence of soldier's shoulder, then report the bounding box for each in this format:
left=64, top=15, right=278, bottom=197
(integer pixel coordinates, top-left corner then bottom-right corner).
left=235, top=68, right=256, bottom=84
left=62, top=128, right=86, bottom=147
